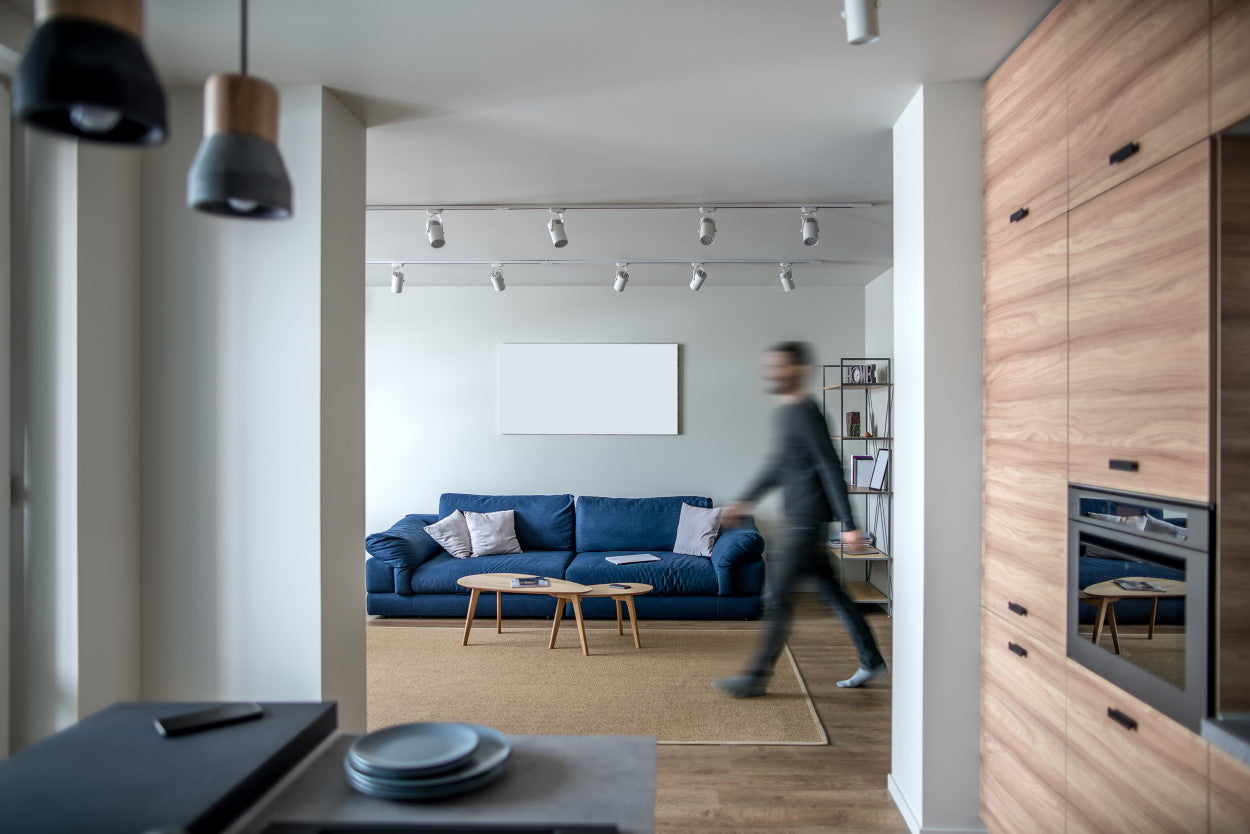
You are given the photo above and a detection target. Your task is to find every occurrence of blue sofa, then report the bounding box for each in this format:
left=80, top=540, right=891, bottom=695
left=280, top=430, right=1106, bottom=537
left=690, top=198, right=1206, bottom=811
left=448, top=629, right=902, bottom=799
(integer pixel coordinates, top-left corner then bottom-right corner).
left=365, top=493, right=766, bottom=619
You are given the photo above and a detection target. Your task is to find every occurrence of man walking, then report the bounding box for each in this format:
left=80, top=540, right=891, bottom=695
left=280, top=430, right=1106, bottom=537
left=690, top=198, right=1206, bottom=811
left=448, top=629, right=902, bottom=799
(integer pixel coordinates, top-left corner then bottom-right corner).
left=714, top=341, right=886, bottom=697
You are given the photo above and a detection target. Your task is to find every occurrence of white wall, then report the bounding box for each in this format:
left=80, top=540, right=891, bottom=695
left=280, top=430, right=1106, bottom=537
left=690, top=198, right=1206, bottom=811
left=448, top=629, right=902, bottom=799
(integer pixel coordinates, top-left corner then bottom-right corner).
left=366, top=285, right=865, bottom=534
left=140, top=87, right=367, bottom=730
left=865, top=269, right=894, bottom=360
left=888, top=83, right=985, bottom=834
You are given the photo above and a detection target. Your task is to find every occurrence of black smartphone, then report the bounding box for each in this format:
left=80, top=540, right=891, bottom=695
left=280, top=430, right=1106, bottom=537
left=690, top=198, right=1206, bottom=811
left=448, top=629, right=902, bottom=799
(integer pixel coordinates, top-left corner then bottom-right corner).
left=154, top=702, right=265, bottom=737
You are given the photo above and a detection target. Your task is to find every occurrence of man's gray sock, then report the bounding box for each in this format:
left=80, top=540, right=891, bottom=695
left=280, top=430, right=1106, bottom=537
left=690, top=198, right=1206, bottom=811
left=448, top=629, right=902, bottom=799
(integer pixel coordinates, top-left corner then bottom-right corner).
left=837, top=662, right=887, bottom=688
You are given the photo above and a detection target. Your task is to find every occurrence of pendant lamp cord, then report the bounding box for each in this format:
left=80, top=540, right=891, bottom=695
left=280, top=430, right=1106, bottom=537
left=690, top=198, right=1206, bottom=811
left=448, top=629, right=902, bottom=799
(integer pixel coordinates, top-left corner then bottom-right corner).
left=240, top=0, right=249, bottom=75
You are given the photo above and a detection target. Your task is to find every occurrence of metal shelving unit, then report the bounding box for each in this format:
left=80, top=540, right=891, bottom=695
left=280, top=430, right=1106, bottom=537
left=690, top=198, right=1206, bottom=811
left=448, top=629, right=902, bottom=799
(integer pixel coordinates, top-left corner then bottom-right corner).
left=822, top=358, right=893, bottom=615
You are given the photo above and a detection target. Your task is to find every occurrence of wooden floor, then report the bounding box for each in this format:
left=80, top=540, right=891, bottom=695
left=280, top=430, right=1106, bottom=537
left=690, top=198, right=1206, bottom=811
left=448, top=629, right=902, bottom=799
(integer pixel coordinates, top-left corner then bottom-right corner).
left=369, top=591, right=905, bottom=834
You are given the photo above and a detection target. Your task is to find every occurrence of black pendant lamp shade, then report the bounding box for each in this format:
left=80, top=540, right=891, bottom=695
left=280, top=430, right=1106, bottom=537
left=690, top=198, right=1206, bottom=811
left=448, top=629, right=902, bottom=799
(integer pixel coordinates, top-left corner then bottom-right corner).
left=12, top=0, right=167, bottom=145
left=187, top=73, right=292, bottom=219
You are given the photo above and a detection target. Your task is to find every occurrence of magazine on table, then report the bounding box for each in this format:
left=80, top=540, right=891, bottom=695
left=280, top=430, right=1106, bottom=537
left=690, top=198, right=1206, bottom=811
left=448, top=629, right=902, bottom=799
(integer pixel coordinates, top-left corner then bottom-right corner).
left=510, top=577, right=550, bottom=588
left=1114, top=579, right=1166, bottom=592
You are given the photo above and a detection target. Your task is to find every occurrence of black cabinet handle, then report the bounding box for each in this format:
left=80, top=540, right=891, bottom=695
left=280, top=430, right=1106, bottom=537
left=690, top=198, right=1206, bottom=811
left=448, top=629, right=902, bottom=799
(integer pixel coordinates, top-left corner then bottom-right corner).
left=1107, top=707, right=1138, bottom=731
left=1109, top=459, right=1140, bottom=472
left=1109, top=142, right=1141, bottom=165
left=1007, top=601, right=1028, bottom=617
left=1009, top=207, right=1029, bottom=223
left=1008, top=642, right=1028, bottom=658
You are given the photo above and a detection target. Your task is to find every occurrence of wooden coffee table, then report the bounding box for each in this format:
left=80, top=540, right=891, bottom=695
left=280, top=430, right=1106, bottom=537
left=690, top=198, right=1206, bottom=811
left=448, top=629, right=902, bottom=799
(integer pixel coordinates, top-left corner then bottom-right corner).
left=1082, top=576, right=1187, bottom=655
left=456, top=573, right=592, bottom=654
left=551, top=583, right=654, bottom=651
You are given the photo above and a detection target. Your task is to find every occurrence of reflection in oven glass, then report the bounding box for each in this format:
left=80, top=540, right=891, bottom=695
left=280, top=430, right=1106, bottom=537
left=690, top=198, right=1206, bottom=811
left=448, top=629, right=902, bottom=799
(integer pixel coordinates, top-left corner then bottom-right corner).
left=1077, top=541, right=1186, bottom=690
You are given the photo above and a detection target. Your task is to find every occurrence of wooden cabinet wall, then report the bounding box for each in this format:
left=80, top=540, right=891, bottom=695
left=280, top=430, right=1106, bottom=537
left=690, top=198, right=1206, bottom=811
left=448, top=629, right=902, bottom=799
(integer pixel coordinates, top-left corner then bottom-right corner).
left=1212, top=0, right=1250, bottom=134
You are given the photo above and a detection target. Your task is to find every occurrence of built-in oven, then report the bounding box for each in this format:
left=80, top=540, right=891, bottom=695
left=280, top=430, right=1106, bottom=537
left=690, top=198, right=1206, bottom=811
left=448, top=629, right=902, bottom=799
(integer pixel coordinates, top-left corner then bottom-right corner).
left=1068, top=484, right=1212, bottom=730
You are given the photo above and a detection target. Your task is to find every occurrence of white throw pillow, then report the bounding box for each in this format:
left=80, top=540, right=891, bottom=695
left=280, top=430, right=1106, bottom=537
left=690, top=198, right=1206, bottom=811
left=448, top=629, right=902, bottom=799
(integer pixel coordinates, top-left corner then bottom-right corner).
left=464, top=510, right=524, bottom=557
left=424, top=510, right=474, bottom=559
left=673, top=503, right=723, bottom=558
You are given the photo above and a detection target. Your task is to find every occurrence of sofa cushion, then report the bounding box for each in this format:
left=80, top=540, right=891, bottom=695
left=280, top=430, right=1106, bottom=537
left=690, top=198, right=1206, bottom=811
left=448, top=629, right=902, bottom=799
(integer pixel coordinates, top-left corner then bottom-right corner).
left=440, top=494, right=575, bottom=551
left=364, top=513, right=442, bottom=595
left=575, top=495, right=712, bottom=553
left=410, top=551, right=578, bottom=595
left=464, top=510, right=523, bottom=556
left=364, top=556, right=396, bottom=593
left=424, top=511, right=473, bottom=558
left=673, top=503, right=723, bottom=557
left=565, top=551, right=719, bottom=596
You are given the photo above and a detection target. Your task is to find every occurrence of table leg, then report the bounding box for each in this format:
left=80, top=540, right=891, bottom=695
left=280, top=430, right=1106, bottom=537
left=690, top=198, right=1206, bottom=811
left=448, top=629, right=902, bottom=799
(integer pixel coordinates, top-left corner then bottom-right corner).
left=1149, top=598, right=1159, bottom=639
left=496, top=591, right=502, bottom=634
left=615, top=599, right=623, bottom=635
left=1092, top=598, right=1109, bottom=647
left=548, top=597, right=564, bottom=649
left=1107, top=602, right=1120, bottom=655
left=625, top=595, right=641, bottom=649
left=461, top=588, right=481, bottom=646
left=570, top=595, right=590, bottom=656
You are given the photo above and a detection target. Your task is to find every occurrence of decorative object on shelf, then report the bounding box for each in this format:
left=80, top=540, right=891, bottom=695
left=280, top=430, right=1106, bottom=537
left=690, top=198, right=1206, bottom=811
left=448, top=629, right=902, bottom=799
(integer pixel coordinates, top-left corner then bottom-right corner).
left=12, top=0, right=167, bottom=146
left=852, top=455, right=874, bottom=486
left=843, top=363, right=877, bottom=384
left=869, top=448, right=891, bottom=491
left=845, top=411, right=862, bottom=437
left=187, top=0, right=293, bottom=219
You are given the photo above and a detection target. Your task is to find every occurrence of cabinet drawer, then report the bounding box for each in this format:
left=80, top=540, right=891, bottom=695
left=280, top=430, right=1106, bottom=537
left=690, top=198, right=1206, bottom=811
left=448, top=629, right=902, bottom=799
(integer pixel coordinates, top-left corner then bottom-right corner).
left=982, top=611, right=1066, bottom=778
left=1210, top=743, right=1250, bottom=833
left=984, top=214, right=1067, bottom=443
left=983, top=439, right=1067, bottom=647
left=1065, top=659, right=1207, bottom=833
left=1068, top=141, right=1212, bottom=502
left=982, top=728, right=1065, bottom=834
left=1213, top=0, right=1250, bottom=134
left=1067, top=0, right=1209, bottom=209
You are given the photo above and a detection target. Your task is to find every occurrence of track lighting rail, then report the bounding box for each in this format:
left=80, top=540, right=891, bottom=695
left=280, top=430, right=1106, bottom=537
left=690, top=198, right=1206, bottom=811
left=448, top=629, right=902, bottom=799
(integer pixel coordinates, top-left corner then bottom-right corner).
left=367, top=259, right=855, bottom=266
left=366, top=202, right=879, bottom=211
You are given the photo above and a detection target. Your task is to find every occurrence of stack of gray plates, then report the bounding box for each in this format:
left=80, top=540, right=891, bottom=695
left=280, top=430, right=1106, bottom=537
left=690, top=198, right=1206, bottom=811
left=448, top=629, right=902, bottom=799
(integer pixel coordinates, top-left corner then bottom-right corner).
left=343, top=722, right=512, bottom=801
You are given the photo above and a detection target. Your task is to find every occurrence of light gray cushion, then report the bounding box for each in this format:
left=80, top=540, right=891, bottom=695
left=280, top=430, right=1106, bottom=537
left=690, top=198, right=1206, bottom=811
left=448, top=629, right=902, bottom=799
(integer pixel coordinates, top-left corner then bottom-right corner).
left=465, top=509, right=524, bottom=557
left=424, top=510, right=473, bottom=559
left=673, top=502, right=723, bottom=558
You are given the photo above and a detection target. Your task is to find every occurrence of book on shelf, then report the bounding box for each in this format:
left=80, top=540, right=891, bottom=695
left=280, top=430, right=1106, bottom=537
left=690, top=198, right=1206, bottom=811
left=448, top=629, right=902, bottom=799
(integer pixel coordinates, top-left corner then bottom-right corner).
left=510, top=577, right=549, bottom=588
left=604, top=553, right=660, bottom=565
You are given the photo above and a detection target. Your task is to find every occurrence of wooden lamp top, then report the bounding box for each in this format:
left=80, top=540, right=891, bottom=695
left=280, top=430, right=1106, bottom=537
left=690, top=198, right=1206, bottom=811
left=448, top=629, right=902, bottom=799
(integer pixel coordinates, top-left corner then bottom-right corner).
left=203, top=74, right=279, bottom=144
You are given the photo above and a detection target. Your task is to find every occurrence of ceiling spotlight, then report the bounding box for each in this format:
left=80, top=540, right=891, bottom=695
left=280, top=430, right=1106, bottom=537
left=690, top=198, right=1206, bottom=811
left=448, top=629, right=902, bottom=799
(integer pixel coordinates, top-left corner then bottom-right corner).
left=801, top=209, right=819, bottom=246
left=842, top=0, right=881, bottom=45
left=690, top=263, right=708, bottom=291
left=390, top=264, right=404, bottom=294
left=548, top=210, right=568, bottom=248
left=614, top=263, right=630, bottom=293
left=698, top=208, right=717, bottom=246
left=779, top=263, right=795, bottom=292
left=426, top=212, right=446, bottom=248
left=490, top=264, right=506, bottom=293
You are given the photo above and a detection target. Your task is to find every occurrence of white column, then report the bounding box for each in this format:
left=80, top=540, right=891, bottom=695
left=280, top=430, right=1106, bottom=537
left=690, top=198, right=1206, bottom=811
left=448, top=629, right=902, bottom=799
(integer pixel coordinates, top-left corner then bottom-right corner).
left=888, top=82, right=985, bottom=833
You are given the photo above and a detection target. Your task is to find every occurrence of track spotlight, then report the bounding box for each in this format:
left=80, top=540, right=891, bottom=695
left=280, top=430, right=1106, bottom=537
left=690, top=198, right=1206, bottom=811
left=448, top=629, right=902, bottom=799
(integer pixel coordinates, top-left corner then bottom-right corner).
left=490, top=264, right=506, bottom=293
left=426, top=212, right=446, bottom=248
left=842, top=0, right=881, bottom=45
left=698, top=208, right=717, bottom=246
left=614, top=263, right=630, bottom=293
left=801, top=209, right=819, bottom=246
left=390, top=264, right=404, bottom=294
left=779, top=263, right=795, bottom=292
left=548, top=211, right=568, bottom=248
left=690, top=263, right=708, bottom=291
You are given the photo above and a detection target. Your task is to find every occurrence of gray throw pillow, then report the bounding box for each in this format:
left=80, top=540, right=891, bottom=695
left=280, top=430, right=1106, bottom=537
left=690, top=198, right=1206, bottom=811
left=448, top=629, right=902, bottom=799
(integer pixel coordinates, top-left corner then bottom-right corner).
left=424, top=510, right=474, bottom=559
left=673, top=502, right=723, bottom=558
left=464, top=509, right=524, bottom=557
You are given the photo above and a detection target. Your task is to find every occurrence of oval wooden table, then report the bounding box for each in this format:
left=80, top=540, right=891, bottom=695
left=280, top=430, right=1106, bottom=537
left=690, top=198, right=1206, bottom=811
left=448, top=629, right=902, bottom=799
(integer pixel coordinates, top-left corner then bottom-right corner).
left=455, top=573, right=593, bottom=654
left=1082, top=576, right=1187, bottom=655
left=551, top=582, right=655, bottom=651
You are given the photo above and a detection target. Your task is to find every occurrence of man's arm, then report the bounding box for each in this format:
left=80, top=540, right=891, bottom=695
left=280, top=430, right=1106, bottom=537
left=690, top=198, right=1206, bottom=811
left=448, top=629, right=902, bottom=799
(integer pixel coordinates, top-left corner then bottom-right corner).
left=799, top=402, right=859, bottom=531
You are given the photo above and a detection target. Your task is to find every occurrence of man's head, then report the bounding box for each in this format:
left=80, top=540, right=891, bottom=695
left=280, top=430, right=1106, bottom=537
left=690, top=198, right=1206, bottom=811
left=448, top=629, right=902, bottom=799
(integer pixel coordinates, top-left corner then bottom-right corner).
left=765, top=341, right=812, bottom=396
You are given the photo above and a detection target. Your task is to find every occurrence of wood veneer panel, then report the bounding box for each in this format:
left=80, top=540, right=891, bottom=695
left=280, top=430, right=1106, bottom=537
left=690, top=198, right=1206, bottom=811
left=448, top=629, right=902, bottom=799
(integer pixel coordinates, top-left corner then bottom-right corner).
left=1218, top=135, right=1250, bottom=714
left=1210, top=743, right=1250, bottom=832
left=1212, top=0, right=1250, bottom=134
left=1068, top=141, right=1212, bottom=502
left=1065, top=659, right=1208, bottom=833
left=980, top=613, right=1066, bottom=834
left=983, top=439, right=1067, bottom=647
left=984, top=214, right=1067, bottom=444
left=1067, top=0, right=1210, bottom=210
left=983, top=3, right=1070, bottom=250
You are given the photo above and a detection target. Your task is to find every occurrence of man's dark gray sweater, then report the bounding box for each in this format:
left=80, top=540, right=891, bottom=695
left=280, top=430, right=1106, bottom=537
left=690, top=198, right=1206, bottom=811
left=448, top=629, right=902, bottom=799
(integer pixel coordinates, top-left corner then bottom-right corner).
left=739, top=397, right=859, bottom=527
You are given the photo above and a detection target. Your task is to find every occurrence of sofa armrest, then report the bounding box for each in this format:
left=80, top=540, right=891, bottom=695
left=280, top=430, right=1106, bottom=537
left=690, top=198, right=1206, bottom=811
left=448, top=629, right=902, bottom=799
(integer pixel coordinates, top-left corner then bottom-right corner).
left=710, top=521, right=765, bottom=596
left=364, top=513, right=443, bottom=596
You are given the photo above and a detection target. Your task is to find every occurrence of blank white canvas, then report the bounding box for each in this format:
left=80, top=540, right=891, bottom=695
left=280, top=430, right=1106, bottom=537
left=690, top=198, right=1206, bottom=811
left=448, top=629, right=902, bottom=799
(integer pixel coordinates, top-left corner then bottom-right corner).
left=498, top=343, right=678, bottom=435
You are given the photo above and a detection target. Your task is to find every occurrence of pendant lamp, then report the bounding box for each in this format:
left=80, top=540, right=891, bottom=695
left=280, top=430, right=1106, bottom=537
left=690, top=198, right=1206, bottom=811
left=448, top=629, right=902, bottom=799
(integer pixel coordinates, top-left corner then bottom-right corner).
left=12, top=0, right=167, bottom=145
left=187, top=0, right=292, bottom=219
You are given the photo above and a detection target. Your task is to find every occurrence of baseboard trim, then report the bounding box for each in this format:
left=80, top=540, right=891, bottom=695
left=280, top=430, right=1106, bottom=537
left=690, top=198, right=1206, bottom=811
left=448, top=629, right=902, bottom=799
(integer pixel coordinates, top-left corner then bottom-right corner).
left=887, top=773, right=985, bottom=834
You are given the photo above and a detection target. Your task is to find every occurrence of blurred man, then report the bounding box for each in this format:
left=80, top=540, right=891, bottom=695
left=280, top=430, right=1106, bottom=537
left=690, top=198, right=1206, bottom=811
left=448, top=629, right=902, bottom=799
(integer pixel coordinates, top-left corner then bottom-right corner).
left=714, top=342, right=886, bottom=698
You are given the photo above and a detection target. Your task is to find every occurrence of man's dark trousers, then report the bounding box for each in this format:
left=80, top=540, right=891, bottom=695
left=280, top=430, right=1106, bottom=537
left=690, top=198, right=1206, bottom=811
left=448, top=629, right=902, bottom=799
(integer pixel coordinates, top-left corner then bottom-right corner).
left=745, top=520, right=884, bottom=681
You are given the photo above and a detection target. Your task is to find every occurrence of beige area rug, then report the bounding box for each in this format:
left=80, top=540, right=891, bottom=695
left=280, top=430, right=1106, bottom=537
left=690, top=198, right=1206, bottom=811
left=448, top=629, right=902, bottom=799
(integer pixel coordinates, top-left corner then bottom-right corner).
left=367, top=626, right=827, bottom=745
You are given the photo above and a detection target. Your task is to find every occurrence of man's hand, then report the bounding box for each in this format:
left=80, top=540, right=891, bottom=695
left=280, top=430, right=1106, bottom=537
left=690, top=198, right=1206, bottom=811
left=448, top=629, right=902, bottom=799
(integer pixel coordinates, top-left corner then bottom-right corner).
left=720, top=501, right=751, bottom=528
left=841, top=529, right=866, bottom=549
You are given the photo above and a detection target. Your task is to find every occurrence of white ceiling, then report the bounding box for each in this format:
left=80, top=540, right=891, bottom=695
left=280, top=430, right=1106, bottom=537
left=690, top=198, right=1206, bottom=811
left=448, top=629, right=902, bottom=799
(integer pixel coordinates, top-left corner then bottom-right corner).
left=10, top=0, right=1058, bottom=286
